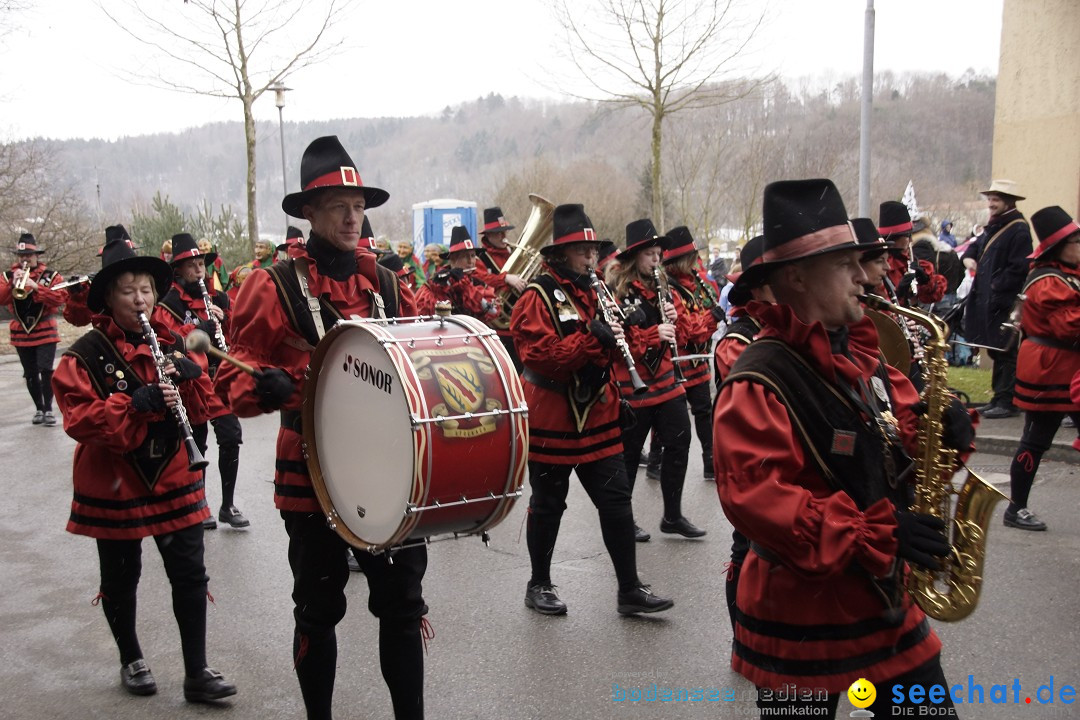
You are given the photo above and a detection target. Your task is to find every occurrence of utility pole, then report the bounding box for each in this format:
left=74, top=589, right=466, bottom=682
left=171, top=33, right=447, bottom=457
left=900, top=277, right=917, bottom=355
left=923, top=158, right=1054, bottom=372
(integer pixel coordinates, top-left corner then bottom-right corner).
left=858, top=0, right=875, bottom=217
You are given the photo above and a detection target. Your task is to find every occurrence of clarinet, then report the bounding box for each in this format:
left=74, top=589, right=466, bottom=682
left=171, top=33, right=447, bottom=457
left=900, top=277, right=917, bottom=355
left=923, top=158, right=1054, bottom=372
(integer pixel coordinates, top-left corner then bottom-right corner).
left=197, top=278, right=229, bottom=353
left=588, top=267, right=647, bottom=395
left=137, top=311, right=209, bottom=472
left=653, top=266, right=686, bottom=383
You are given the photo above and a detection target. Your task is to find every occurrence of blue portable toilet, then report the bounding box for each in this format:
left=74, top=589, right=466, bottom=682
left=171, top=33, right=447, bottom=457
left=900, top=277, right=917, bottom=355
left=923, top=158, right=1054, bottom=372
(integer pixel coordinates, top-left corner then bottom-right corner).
left=411, top=199, right=478, bottom=249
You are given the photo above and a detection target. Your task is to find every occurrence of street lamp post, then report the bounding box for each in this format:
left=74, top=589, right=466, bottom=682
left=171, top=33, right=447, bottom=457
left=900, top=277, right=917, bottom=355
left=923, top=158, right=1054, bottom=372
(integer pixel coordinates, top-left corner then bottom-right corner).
left=272, top=81, right=292, bottom=231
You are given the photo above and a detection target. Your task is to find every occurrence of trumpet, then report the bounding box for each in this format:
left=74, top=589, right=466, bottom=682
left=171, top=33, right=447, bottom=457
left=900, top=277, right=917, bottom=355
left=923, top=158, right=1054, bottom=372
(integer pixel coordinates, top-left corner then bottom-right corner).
left=197, top=278, right=229, bottom=353
left=588, top=267, right=647, bottom=395
left=652, top=266, right=686, bottom=383
left=12, top=260, right=30, bottom=300
left=137, top=311, right=208, bottom=473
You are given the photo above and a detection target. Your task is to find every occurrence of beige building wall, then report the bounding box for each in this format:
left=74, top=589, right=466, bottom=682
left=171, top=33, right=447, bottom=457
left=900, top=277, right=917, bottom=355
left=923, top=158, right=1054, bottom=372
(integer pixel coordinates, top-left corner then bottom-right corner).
left=993, top=0, right=1080, bottom=217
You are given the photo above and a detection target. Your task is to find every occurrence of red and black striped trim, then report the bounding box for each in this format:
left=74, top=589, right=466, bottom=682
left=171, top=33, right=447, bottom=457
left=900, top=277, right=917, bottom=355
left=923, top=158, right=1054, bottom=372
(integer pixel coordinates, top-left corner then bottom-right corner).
left=70, top=499, right=208, bottom=530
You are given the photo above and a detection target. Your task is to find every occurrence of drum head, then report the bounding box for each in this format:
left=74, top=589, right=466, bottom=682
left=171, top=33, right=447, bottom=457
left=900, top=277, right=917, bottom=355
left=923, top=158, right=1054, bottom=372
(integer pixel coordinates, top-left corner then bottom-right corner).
left=309, top=324, right=415, bottom=547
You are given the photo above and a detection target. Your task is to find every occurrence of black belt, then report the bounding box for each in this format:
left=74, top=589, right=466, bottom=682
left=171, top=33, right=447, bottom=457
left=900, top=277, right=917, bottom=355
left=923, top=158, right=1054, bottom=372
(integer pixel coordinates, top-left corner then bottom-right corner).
left=523, top=367, right=567, bottom=393
left=280, top=409, right=303, bottom=433
left=1026, top=335, right=1080, bottom=351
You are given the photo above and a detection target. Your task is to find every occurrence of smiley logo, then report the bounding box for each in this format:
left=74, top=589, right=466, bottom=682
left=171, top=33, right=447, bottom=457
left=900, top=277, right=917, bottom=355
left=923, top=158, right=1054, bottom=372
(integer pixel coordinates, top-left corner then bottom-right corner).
left=847, top=678, right=876, bottom=709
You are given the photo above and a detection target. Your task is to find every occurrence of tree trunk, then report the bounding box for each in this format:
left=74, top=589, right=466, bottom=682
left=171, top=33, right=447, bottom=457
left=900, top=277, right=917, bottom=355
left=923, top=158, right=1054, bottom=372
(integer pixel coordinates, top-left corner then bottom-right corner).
left=651, top=107, right=664, bottom=229
left=244, top=95, right=258, bottom=248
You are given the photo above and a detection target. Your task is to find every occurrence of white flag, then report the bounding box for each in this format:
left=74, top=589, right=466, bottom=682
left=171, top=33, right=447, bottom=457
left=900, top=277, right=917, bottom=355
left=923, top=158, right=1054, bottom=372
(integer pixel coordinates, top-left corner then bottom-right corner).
left=901, top=180, right=921, bottom=220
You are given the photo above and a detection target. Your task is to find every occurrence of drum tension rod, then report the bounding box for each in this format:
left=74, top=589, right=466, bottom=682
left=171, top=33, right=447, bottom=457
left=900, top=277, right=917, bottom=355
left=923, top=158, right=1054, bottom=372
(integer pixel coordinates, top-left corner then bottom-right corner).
left=403, top=490, right=522, bottom=516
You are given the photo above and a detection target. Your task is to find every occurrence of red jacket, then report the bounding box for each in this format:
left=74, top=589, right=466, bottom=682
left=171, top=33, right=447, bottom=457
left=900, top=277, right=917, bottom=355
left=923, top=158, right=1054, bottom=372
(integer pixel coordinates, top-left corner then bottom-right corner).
left=887, top=252, right=946, bottom=304
left=667, top=269, right=718, bottom=388
left=214, top=244, right=416, bottom=513
left=62, top=284, right=94, bottom=327
left=614, top=278, right=687, bottom=408
left=153, top=282, right=233, bottom=414
left=0, top=262, right=65, bottom=346
left=713, top=308, right=759, bottom=386
left=473, top=239, right=513, bottom=291
left=53, top=315, right=216, bottom=539
left=1014, top=262, right=1080, bottom=412
left=415, top=271, right=497, bottom=321
left=712, top=301, right=942, bottom=692
left=510, top=267, right=622, bottom=464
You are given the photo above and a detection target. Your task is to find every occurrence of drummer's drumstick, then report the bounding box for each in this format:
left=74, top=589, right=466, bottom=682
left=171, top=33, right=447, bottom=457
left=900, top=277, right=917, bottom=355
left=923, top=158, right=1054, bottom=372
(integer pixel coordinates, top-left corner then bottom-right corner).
left=185, top=330, right=258, bottom=376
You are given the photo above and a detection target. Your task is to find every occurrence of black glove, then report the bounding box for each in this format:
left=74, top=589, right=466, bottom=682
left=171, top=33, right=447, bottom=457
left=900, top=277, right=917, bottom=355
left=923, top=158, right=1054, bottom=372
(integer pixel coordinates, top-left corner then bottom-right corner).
left=170, top=355, right=203, bottom=383
left=710, top=305, right=726, bottom=323
left=131, top=384, right=167, bottom=414
left=914, top=265, right=931, bottom=284
left=254, top=368, right=295, bottom=411
left=897, top=272, right=917, bottom=298
left=622, top=305, right=648, bottom=328
left=941, top=396, right=975, bottom=450
left=894, top=511, right=950, bottom=570
left=588, top=318, right=618, bottom=349
left=448, top=267, right=465, bottom=281
left=197, top=318, right=219, bottom=337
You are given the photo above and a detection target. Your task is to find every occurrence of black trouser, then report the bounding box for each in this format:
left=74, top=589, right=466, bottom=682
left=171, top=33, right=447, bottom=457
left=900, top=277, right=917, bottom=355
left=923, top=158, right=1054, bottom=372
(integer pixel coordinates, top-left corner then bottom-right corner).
left=725, top=529, right=750, bottom=632
left=526, top=455, right=640, bottom=593
left=193, top=414, right=243, bottom=510
left=684, top=381, right=713, bottom=471
left=756, top=655, right=956, bottom=718
left=1009, top=410, right=1080, bottom=511
left=282, top=511, right=428, bottom=720
left=16, top=343, right=57, bottom=411
left=621, top=396, right=691, bottom=521
left=989, top=345, right=1018, bottom=408
left=95, top=523, right=208, bottom=676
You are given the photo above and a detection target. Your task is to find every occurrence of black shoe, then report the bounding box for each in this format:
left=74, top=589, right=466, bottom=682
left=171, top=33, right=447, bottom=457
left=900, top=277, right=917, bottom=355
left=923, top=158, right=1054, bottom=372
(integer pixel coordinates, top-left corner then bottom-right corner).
left=202, top=516, right=218, bottom=530
left=617, top=584, right=674, bottom=615
left=660, top=516, right=707, bottom=538
left=218, top=506, right=250, bottom=528
left=1062, top=416, right=1076, bottom=429
left=184, top=667, right=237, bottom=703
left=645, top=463, right=661, bottom=481
left=1004, top=507, right=1047, bottom=531
left=120, top=659, right=157, bottom=696
left=43, top=410, right=57, bottom=427
left=524, top=583, right=567, bottom=615
left=703, top=466, right=715, bottom=481
left=981, top=404, right=1020, bottom=419
left=634, top=524, right=651, bottom=543
left=32, top=410, right=44, bottom=425
left=975, top=402, right=997, bottom=413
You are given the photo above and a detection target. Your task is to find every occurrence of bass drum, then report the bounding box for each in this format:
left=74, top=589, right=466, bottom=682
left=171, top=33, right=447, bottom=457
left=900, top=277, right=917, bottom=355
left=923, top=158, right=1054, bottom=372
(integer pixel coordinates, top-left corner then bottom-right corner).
left=302, top=315, right=528, bottom=552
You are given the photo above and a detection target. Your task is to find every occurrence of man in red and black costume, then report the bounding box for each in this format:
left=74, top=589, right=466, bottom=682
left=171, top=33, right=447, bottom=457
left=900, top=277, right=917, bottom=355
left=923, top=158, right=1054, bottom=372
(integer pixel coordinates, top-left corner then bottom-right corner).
left=510, top=202, right=673, bottom=617
left=154, top=232, right=248, bottom=530
left=661, top=226, right=720, bottom=480
left=879, top=201, right=947, bottom=307
left=474, top=206, right=526, bottom=371
left=1, top=233, right=66, bottom=425
left=416, top=226, right=498, bottom=320
left=714, top=179, right=975, bottom=718
left=215, top=135, right=427, bottom=720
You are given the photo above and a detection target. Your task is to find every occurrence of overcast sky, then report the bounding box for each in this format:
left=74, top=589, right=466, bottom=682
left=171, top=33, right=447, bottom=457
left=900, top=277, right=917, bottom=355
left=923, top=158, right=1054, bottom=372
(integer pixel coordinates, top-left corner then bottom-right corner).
left=1, top=0, right=1002, bottom=142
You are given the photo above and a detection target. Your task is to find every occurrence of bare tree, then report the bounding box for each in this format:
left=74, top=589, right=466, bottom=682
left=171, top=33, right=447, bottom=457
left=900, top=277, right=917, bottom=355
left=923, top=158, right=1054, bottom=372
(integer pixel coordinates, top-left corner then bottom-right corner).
left=552, top=0, right=769, bottom=229
left=98, top=0, right=356, bottom=247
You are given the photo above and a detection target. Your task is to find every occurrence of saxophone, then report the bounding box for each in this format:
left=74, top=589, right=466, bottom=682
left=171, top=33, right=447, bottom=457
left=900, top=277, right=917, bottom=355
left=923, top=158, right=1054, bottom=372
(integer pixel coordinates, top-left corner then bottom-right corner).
left=862, top=294, right=1008, bottom=622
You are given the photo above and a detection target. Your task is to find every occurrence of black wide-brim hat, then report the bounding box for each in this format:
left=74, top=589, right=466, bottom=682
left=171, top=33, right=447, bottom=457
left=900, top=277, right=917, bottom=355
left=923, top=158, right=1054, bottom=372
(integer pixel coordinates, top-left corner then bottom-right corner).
left=596, top=239, right=617, bottom=271
left=852, top=217, right=887, bottom=258
left=88, top=238, right=173, bottom=313
left=539, top=203, right=604, bottom=257
left=170, top=232, right=215, bottom=267
left=741, top=178, right=857, bottom=287
left=282, top=135, right=389, bottom=219
left=1030, top=206, right=1080, bottom=260
left=616, top=218, right=669, bottom=262
left=878, top=200, right=913, bottom=243
left=14, top=233, right=44, bottom=254
left=662, top=226, right=698, bottom=263
left=481, top=206, right=515, bottom=234
left=727, top=235, right=768, bottom=307
left=444, top=225, right=479, bottom=256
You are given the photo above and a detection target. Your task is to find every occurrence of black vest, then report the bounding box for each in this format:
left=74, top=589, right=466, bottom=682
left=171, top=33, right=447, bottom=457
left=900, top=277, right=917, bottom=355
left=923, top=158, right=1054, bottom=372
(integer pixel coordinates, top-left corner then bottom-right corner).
left=64, top=329, right=189, bottom=491
left=5, top=268, right=57, bottom=333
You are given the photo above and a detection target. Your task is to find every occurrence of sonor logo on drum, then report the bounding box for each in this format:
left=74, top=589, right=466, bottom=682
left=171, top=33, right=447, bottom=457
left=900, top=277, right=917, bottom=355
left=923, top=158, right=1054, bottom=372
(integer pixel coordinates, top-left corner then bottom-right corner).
left=342, top=354, right=393, bottom=394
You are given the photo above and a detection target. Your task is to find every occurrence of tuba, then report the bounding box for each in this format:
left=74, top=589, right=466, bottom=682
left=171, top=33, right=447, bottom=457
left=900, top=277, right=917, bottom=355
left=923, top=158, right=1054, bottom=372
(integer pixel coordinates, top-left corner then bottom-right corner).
left=862, top=294, right=1007, bottom=622
left=489, top=193, right=555, bottom=330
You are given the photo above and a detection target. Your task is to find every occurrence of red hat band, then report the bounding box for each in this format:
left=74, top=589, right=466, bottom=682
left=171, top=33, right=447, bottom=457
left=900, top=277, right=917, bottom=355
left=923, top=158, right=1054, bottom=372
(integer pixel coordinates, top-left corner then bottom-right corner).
left=305, top=166, right=363, bottom=192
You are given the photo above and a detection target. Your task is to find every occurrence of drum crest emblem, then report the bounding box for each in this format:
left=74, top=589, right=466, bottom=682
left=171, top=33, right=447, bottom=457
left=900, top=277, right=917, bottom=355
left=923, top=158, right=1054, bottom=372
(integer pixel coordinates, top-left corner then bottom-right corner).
left=411, top=346, right=502, bottom=438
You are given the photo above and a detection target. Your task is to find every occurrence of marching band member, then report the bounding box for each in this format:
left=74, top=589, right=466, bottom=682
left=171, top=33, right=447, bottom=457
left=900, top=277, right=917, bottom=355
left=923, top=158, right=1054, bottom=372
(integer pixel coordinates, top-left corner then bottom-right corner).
left=1004, top=206, right=1080, bottom=531
left=51, top=236, right=236, bottom=703
left=714, top=179, right=972, bottom=718
left=475, top=206, right=526, bottom=371
left=197, top=238, right=228, bottom=292
left=215, top=136, right=428, bottom=720
left=879, top=201, right=946, bottom=306
left=154, top=232, right=248, bottom=530
left=1, top=233, right=65, bottom=425
left=661, top=226, right=720, bottom=480
left=415, top=226, right=498, bottom=320
left=608, top=219, right=705, bottom=541
left=510, top=203, right=673, bottom=616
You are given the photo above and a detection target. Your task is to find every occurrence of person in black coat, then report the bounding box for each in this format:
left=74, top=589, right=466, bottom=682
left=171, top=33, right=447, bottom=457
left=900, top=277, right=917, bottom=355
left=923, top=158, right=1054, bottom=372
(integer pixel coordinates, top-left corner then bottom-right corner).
left=961, top=180, right=1033, bottom=418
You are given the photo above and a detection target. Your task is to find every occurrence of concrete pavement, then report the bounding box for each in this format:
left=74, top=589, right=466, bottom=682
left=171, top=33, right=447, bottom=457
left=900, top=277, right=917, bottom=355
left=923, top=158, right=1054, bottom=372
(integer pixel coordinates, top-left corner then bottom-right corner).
left=0, top=353, right=1077, bottom=720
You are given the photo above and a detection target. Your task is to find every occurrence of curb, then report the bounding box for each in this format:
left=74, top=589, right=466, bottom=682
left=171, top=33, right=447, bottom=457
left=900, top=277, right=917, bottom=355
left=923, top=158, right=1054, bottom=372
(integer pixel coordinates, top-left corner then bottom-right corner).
left=975, top=435, right=1078, bottom=464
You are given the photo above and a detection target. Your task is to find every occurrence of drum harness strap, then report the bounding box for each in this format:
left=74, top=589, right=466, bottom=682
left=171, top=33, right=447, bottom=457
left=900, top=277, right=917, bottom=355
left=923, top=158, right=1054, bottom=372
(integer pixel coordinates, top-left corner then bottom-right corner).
left=293, top=257, right=328, bottom=341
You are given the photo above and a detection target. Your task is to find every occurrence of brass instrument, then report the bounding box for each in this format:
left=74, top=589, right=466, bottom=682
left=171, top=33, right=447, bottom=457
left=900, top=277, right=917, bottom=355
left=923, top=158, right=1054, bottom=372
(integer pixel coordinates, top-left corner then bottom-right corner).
left=12, top=260, right=30, bottom=300
left=861, top=293, right=1007, bottom=622
left=588, top=267, right=647, bottom=395
left=137, top=311, right=209, bottom=473
left=652, top=266, right=686, bottom=383
left=863, top=304, right=912, bottom=376
left=197, top=278, right=229, bottom=353
left=51, top=274, right=95, bottom=291
left=490, top=193, right=556, bottom=330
